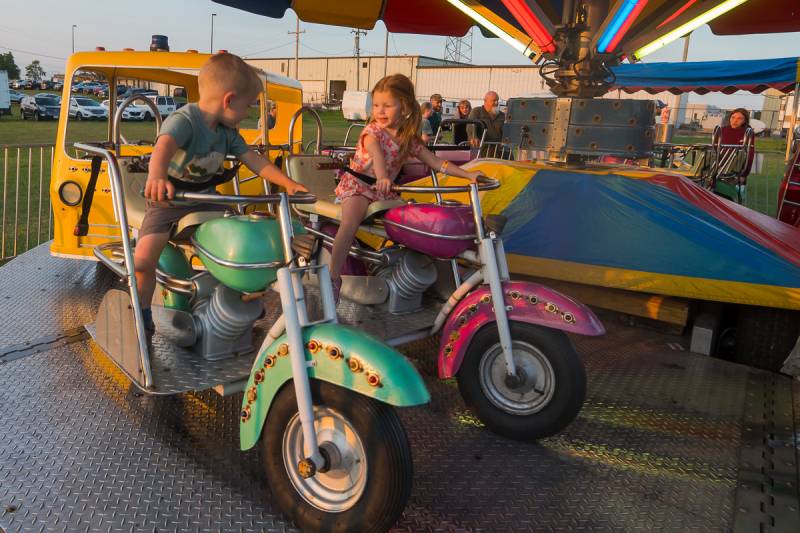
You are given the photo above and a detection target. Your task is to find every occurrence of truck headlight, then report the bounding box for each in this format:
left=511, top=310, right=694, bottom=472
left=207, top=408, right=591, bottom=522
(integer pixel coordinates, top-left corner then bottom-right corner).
left=58, top=181, right=83, bottom=206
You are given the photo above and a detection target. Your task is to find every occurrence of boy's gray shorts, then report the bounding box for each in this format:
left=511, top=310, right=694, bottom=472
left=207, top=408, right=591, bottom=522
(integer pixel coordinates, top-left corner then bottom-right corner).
left=139, top=200, right=226, bottom=237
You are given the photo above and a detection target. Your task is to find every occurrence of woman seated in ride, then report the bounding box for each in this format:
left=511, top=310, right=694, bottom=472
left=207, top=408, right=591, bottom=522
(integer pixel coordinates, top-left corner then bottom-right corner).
left=330, top=74, right=485, bottom=301
left=718, top=107, right=756, bottom=200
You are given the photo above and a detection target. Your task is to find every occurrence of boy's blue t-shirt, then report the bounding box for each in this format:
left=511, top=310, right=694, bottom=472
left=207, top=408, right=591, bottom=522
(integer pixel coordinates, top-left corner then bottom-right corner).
left=158, top=103, right=249, bottom=184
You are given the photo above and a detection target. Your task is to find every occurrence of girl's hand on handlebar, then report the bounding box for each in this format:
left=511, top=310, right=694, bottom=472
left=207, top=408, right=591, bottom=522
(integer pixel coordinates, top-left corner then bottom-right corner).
left=374, top=177, right=392, bottom=195
left=286, top=181, right=309, bottom=195
left=144, top=176, right=175, bottom=201
left=468, top=170, right=486, bottom=183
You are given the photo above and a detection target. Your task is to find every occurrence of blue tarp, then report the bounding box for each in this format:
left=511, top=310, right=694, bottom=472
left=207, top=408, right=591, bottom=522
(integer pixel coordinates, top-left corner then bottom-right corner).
left=611, top=57, right=800, bottom=95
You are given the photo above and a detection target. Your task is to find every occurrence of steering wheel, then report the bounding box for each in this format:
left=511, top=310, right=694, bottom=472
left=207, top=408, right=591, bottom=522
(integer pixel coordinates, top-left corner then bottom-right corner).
left=113, top=95, right=163, bottom=156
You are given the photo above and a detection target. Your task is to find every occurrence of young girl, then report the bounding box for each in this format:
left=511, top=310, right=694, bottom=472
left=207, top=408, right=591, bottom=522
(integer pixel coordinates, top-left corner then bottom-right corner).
left=330, top=74, right=486, bottom=300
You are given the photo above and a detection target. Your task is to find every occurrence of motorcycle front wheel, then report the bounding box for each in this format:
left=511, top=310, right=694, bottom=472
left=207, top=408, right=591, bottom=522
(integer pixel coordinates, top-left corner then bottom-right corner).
left=262, top=379, right=413, bottom=533
left=458, top=321, right=586, bottom=440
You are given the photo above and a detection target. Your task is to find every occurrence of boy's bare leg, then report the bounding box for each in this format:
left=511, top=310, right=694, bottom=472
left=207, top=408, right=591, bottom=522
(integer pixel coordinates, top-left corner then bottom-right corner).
left=329, top=195, right=370, bottom=281
left=133, top=231, right=171, bottom=310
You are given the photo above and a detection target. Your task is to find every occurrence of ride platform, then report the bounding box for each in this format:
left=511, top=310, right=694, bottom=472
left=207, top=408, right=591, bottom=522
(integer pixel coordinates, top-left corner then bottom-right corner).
left=1, top=245, right=799, bottom=532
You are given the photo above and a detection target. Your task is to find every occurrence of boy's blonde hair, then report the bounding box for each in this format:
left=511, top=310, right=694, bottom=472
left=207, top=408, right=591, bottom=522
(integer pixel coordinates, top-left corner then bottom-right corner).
left=199, top=53, right=262, bottom=98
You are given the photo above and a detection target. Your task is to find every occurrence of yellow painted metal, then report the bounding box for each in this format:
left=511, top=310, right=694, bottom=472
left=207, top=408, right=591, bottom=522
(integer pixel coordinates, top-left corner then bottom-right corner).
left=50, top=50, right=303, bottom=259
left=292, top=0, right=383, bottom=29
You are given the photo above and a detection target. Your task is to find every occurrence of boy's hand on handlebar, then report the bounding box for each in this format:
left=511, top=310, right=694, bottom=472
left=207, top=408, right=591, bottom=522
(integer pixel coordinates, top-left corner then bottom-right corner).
left=144, top=176, right=175, bottom=201
left=374, top=177, right=392, bottom=195
left=286, top=181, right=309, bottom=195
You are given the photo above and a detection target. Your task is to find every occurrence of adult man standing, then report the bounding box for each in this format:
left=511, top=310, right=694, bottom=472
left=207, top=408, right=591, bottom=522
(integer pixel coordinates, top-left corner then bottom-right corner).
left=468, top=91, right=505, bottom=146
left=429, top=93, right=443, bottom=138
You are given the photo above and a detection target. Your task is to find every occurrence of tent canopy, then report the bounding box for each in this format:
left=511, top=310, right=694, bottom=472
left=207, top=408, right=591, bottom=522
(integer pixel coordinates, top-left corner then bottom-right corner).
left=611, top=57, right=800, bottom=95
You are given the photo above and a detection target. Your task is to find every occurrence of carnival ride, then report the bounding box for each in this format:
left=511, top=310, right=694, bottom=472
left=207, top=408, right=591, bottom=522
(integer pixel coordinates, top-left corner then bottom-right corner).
left=1, top=2, right=799, bottom=532
left=211, top=0, right=800, bottom=372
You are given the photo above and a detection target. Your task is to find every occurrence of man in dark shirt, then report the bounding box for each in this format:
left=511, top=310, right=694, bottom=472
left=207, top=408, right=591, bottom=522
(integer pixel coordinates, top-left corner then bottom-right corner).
left=429, top=93, right=443, bottom=138
left=468, top=91, right=505, bottom=145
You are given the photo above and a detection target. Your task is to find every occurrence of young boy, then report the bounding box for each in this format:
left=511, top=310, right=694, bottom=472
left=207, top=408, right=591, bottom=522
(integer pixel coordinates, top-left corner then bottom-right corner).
left=134, top=53, right=307, bottom=330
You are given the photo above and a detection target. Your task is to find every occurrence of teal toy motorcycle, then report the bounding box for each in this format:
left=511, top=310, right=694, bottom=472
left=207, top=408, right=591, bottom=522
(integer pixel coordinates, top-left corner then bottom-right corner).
left=76, top=141, right=429, bottom=533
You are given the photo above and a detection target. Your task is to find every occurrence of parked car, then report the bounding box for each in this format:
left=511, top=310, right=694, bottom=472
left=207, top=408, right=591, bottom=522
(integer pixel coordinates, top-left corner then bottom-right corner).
left=37, top=80, right=54, bottom=90
left=69, top=97, right=108, bottom=120
left=81, top=82, right=104, bottom=95
left=98, top=84, right=128, bottom=98
left=145, top=94, right=176, bottom=118
left=100, top=99, right=146, bottom=121
left=13, top=79, right=34, bottom=89
left=9, top=89, right=24, bottom=103
left=119, top=87, right=158, bottom=100
left=20, top=95, right=61, bottom=120
left=52, top=81, right=64, bottom=91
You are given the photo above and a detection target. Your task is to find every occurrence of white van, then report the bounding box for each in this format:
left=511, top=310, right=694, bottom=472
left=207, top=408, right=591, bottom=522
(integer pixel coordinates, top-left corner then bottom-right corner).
left=144, top=94, right=177, bottom=119
left=0, top=71, right=11, bottom=117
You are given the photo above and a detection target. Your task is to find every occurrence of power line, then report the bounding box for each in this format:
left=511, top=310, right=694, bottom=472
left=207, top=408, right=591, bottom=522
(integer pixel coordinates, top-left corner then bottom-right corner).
left=0, top=44, right=66, bottom=61
left=240, top=40, right=295, bottom=57
left=300, top=43, right=355, bottom=56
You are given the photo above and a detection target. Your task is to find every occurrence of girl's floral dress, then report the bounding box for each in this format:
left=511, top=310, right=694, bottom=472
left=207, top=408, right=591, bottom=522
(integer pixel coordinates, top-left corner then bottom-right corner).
left=335, top=122, right=424, bottom=202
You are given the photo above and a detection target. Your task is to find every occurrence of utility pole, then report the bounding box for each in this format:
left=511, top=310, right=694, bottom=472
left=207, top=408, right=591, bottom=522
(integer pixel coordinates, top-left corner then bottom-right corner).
left=288, top=16, right=305, bottom=80
left=352, top=28, right=367, bottom=90
left=71, top=25, right=77, bottom=54
left=384, top=29, right=389, bottom=77
left=210, top=13, right=217, bottom=53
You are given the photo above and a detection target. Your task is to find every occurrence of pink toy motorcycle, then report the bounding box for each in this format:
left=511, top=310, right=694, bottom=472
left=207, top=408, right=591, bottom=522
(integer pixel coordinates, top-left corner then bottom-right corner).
left=286, top=108, right=606, bottom=440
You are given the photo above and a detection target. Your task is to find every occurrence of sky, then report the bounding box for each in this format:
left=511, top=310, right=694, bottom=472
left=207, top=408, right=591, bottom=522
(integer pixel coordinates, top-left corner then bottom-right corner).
left=2, top=0, right=799, bottom=110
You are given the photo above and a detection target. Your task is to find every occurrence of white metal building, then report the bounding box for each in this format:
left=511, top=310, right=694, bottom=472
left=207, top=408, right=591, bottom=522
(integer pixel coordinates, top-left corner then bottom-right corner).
left=246, top=54, right=677, bottom=121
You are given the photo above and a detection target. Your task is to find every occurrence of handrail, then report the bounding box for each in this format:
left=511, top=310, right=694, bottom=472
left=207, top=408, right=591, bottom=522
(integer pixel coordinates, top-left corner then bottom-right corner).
left=390, top=175, right=499, bottom=194
left=434, top=118, right=488, bottom=146
left=72, top=142, right=155, bottom=389
left=343, top=122, right=366, bottom=147
left=288, top=106, right=323, bottom=156
left=171, top=190, right=317, bottom=205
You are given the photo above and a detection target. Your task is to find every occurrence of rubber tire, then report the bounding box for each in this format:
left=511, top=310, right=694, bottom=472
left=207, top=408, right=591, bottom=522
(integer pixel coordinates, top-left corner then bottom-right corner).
left=457, top=321, right=586, bottom=440
left=33, top=111, right=40, bottom=121
left=76, top=112, right=83, bottom=121
left=734, top=306, right=800, bottom=372
left=145, top=112, right=154, bottom=121
left=262, top=380, right=413, bottom=533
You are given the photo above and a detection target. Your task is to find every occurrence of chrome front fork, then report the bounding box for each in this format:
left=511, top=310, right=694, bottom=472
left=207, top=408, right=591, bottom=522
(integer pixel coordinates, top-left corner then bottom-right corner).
left=275, top=194, right=337, bottom=475
left=469, top=184, right=517, bottom=377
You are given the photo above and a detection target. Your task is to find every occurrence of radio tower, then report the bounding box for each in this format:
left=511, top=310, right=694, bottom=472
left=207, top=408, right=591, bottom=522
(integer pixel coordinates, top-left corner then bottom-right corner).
left=444, top=28, right=473, bottom=64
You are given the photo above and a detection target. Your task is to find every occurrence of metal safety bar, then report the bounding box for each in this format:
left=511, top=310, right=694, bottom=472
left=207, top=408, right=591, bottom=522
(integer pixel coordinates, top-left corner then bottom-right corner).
left=73, top=142, right=154, bottom=389
left=433, top=118, right=487, bottom=146
left=288, top=106, right=323, bottom=156
left=343, top=123, right=366, bottom=147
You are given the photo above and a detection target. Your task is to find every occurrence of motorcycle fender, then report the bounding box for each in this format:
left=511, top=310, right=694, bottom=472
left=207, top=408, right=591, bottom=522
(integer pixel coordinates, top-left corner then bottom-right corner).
left=157, top=243, right=192, bottom=311
left=240, top=323, right=429, bottom=451
left=438, top=280, right=605, bottom=379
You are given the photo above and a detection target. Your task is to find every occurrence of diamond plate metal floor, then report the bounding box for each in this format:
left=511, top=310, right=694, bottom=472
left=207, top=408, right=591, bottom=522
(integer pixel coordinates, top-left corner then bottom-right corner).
left=1, top=245, right=799, bottom=532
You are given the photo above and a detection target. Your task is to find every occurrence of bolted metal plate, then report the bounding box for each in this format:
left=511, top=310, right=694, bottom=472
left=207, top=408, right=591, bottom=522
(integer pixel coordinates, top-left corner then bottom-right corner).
left=1, top=245, right=799, bottom=532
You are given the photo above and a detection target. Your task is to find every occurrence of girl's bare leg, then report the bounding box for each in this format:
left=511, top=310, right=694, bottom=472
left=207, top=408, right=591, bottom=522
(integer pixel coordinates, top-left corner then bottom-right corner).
left=330, top=195, right=370, bottom=281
